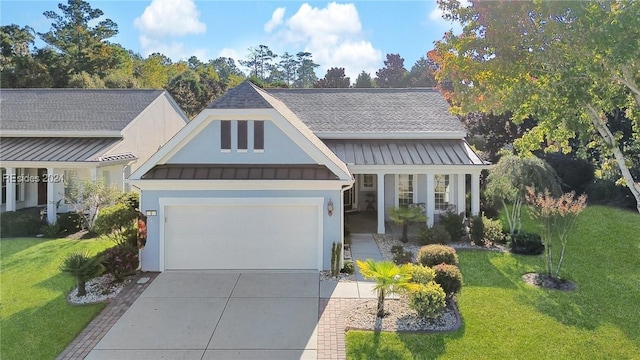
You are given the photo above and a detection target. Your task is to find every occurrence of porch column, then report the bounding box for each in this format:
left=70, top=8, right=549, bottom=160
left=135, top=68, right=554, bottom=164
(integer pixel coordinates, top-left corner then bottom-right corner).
left=47, top=167, right=56, bottom=224
left=471, top=172, right=480, bottom=216
left=5, top=167, right=16, bottom=211
left=376, top=173, right=385, bottom=234
left=426, top=173, right=435, bottom=227
left=456, top=174, right=466, bottom=217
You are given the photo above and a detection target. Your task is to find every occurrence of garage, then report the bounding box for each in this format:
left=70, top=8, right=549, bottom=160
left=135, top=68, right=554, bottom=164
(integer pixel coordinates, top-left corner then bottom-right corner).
left=161, top=198, right=323, bottom=270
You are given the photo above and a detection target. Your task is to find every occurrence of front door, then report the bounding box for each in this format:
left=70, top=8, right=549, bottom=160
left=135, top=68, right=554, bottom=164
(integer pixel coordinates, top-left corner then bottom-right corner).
left=37, top=168, right=47, bottom=205
left=344, top=185, right=356, bottom=212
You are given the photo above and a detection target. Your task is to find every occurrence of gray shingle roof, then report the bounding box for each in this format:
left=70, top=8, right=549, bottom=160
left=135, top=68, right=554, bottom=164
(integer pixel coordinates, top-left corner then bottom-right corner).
left=0, top=89, right=164, bottom=132
left=0, top=137, right=122, bottom=162
left=206, top=81, right=272, bottom=109
left=265, top=88, right=466, bottom=134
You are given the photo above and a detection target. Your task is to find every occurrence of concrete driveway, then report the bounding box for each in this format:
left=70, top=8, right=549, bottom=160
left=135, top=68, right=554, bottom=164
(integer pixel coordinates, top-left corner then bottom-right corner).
left=85, top=271, right=319, bottom=360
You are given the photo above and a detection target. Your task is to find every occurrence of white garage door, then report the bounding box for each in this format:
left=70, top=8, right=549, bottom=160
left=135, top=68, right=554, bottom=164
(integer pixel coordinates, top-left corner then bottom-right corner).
left=163, top=199, right=321, bottom=270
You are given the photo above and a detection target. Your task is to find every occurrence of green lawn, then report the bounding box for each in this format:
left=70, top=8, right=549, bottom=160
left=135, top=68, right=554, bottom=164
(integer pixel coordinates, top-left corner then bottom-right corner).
left=1, top=237, right=113, bottom=360
left=346, top=205, right=640, bottom=359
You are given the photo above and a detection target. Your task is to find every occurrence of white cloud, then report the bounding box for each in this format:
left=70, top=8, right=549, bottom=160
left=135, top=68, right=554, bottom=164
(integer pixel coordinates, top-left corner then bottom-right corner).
left=218, top=48, right=242, bottom=60
left=271, top=2, right=383, bottom=83
left=134, top=0, right=206, bottom=60
left=264, top=7, right=286, bottom=33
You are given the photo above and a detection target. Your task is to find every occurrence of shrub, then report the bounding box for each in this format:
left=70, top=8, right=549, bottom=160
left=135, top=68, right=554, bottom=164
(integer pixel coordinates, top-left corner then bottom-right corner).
left=510, top=231, right=545, bottom=255
left=93, top=203, right=137, bottom=235
left=98, top=245, right=138, bottom=282
left=342, top=260, right=355, bottom=274
left=469, top=215, right=485, bottom=246
left=418, top=244, right=459, bottom=267
left=409, top=264, right=436, bottom=284
left=41, top=223, right=61, bottom=238
left=433, top=263, right=463, bottom=296
left=117, top=191, right=140, bottom=209
left=483, top=216, right=507, bottom=244
left=0, top=211, right=44, bottom=237
left=57, top=212, right=81, bottom=233
left=418, top=225, right=452, bottom=245
left=393, top=248, right=414, bottom=265
left=60, top=251, right=104, bottom=296
left=409, top=282, right=447, bottom=319
left=438, top=207, right=466, bottom=241
left=105, top=227, right=138, bottom=248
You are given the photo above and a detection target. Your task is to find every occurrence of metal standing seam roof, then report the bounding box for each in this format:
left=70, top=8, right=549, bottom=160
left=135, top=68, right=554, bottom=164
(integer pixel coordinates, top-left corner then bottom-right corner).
left=265, top=88, right=467, bottom=134
left=0, top=89, right=165, bottom=132
left=141, top=164, right=339, bottom=180
left=323, top=139, right=486, bottom=166
left=0, top=137, right=125, bottom=162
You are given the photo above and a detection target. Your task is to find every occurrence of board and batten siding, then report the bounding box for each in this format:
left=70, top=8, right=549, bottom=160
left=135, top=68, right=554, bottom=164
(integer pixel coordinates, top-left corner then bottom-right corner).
left=140, top=188, right=342, bottom=271
left=166, top=120, right=315, bottom=165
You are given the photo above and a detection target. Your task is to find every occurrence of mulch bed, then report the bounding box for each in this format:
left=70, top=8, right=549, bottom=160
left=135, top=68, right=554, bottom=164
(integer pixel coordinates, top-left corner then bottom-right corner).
left=522, top=273, right=577, bottom=291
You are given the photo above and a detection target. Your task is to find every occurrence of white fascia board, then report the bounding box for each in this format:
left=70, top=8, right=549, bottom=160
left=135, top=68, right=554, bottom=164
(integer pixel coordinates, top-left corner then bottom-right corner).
left=0, top=161, right=99, bottom=169
left=127, top=179, right=352, bottom=191
left=1, top=131, right=122, bottom=137
left=347, top=164, right=489, bottom=174
left=316, top=131, right=468, bottom=140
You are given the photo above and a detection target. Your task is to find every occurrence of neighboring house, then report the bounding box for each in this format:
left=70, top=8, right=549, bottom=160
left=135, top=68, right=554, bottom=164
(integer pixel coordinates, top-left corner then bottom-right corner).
left=129, top=81, right=488, bottom=272
left=0, top=89, right=188, bottom=223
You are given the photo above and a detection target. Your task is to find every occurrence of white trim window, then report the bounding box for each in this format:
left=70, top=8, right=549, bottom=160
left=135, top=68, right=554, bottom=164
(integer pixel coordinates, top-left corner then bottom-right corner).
left=397, top=174, right=416, bottom=207
left=360, top=174, right=376, bottom=191
left=434, top=174, right=450, bottom=211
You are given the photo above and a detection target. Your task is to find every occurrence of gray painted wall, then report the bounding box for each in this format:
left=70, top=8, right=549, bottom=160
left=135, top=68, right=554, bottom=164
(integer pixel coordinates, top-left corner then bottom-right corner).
left=140, top=188, right=341, bottom=271
left=167, top=120, right=315, bottom=164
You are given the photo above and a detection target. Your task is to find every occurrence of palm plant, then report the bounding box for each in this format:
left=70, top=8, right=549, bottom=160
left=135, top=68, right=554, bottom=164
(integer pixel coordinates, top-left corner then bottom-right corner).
left=356, top=259, right=418, bottom=318
left=60, top=251, right=104, bottom=297
left=388, top=206, right=427, bottom=242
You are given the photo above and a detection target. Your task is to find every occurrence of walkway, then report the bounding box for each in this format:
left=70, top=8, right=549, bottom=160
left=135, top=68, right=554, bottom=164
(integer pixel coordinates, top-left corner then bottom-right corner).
left=59, top=234, right=386, bottom=360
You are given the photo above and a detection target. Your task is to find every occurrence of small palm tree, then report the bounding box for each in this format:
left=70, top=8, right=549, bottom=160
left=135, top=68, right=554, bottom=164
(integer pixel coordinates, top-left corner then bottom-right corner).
left=60, top=251, right=104, bottom=297
left=389, top=206, right=428, bottom=242
left=356, top=259, right=418, bottom=318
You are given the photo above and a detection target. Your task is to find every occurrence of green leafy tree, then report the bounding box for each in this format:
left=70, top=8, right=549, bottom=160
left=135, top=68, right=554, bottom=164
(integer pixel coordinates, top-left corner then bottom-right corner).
left=356, top=259, right=417, bottom=318
left=137, top=53, right=172, bottom=88
left=526, top=187, right=587, bottom=279
left=209, top=56, right=244, bottom=85
left=388, top=206, right=428, bottom=243
left=0, top=25, right=53, bottom=87
left=405, top=56, right=437, bottom=87
left=485, top=155, right=561, bottom=236
left=166, top=68, right=223, bottom=118
left=65, top=176, right=120, bottom=232
left=39, top=0, right=118, bottom=79
left=294, top=51, right=319, bottom=88
left=60, top=251, right=104, bottom=297
left=354, top=71, right=373, bottom=88
left=314, top=67, right=350, bottom=88
left=278, top=52, right=297, bottom=86
left=240, top=45, right=277, bottom=81
left=432, top=0, right=640, bottom=213
left=375, top=53, right=408, bottom=88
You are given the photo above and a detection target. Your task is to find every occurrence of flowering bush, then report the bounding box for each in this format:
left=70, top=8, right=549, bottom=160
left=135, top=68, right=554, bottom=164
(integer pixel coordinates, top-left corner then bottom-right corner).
left=526, top=187, right=587, bottom=278
left=99, top=245, right=138, bottom=282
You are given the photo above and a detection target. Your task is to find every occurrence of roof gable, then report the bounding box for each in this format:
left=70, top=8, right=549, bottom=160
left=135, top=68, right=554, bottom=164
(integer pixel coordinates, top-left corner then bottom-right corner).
left=0, top=89, right=165, bottom=132
left=265, top=88, right=466, bottom=135
left=206, top=81, right=272, bottom=109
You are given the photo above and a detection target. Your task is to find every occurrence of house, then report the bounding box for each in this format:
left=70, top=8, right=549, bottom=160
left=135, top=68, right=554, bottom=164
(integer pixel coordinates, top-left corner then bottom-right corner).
left=0, top=89, right=188, bottom=223
left=128, top=81, right=487, bottom=272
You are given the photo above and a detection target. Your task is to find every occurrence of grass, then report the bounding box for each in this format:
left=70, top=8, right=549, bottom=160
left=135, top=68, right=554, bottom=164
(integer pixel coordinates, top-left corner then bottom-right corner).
left=346, top=205, right=640, bottom=359
left=1, top=236, right=113, bottom=360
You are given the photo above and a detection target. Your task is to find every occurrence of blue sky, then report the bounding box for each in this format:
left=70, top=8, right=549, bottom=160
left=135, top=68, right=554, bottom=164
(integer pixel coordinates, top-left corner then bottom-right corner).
left=1, top=0, right=461, bottom=80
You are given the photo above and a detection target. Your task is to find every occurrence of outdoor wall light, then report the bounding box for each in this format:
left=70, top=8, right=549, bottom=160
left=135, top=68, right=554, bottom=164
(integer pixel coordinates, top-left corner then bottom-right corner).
left=327, top=199, right=334, bottom=216
left=145, top=210, right=157, bottom=216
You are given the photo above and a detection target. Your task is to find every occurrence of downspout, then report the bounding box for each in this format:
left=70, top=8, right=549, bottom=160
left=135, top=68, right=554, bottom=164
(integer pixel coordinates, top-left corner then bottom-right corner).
left=340, top=180, right=355, bottom=269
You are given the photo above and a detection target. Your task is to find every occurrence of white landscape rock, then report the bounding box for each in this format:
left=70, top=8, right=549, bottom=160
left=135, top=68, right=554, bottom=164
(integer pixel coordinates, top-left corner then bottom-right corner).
left=67, top=274, right=129, bottom=305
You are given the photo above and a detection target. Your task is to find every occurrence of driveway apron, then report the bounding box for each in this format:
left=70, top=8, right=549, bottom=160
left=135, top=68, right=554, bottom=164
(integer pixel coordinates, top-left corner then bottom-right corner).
left=85, top=271, right=319, bottom=360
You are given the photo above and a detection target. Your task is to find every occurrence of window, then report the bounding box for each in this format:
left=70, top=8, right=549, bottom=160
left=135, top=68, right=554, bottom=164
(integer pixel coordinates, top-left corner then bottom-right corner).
left=221, top=120, right=231, bottom=151
left=102, top=170, right=111, bottom=186
left=254, top=120, right=264, bottom=151
left=360, top=174, right=376, bottom=190
left=64, top=170, right=77, bottom=198
left=1, top=168, right=5, bottom=204
left=237, top=120, right=248, bottom=151
left=434, top=174, right=450, bottom=211
left=1, top=168, right=22, bottom=204
left=397, top=174, right=415, bottom=207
